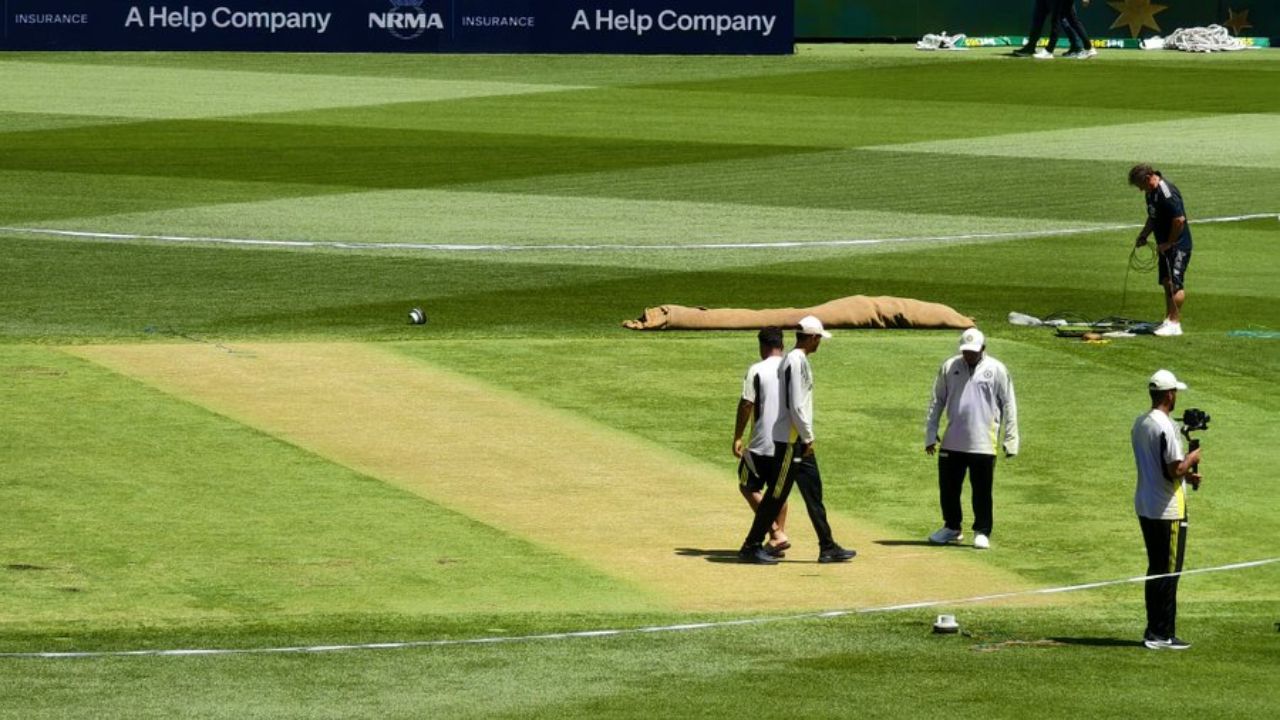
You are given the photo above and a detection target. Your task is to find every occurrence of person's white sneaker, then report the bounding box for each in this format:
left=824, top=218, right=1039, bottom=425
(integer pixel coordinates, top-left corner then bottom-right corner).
left=1077, top=48, right=1098, bottom=59
left=1033, top=49, right=1054, bottom=60
left=928, top=527, right=964, bottom=545
left=1154, top=321, right=1183, bottom=337
left=1143, top=635, right=1169, bottom=650
left=973, top=533, right=990, bottom=550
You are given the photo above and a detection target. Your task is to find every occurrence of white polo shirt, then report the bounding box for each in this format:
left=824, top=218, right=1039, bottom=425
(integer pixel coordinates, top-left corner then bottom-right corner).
left=1131, top=408, right=1187, bottom=520
left=924, top=354, right=1019, bottom=456
left=741, top=355, right=782, bottom=457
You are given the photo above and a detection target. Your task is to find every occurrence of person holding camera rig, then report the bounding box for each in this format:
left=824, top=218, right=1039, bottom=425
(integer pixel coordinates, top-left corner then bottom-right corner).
left=1131, top=369, right=1204, bottom=650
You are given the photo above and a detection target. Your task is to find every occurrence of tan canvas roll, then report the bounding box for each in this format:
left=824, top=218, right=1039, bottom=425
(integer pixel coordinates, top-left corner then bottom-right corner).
left=622, top=295, right=973, bottom=331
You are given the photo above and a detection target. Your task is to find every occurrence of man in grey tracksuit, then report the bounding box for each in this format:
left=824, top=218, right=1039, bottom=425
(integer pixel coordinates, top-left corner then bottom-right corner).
left=924, top=328, right=1019, bottom=550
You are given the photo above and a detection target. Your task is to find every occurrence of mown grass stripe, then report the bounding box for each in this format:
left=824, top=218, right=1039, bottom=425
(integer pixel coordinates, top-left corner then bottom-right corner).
left=4, top=213, right=1273, bottom=252
left=5, top=558, right=1272, bottom=660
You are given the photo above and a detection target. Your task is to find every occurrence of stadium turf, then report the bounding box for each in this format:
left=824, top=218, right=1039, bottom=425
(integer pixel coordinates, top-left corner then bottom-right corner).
left=0, top=45, right=1277, bottom=718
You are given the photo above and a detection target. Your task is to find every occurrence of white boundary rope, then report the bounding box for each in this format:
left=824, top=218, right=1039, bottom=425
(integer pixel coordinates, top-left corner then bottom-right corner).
left=0, top=213, right=1274, bottom=253
left=2, top=557, right=1273, bottom=660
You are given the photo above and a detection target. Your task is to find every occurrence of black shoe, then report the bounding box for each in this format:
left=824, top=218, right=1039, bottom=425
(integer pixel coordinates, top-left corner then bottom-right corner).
left=1143, top=631, right=1190, bottom=650
left=1012, top=46, right=1035, bottom=57
left=818, top=544, right=857, bottom=563
left=764, top=544, right=787, bottom=559
left=738, top=546, right=780, bottom=565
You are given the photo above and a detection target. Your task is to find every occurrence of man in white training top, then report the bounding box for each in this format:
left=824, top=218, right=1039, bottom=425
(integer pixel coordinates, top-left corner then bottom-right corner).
left=739, top=315, right=856, bottom=565
left=924, top=327, right=1019, bottom=550
left=732, top=327, right=790, bottom=555
left=1132, top=369, right=1202, bottom=650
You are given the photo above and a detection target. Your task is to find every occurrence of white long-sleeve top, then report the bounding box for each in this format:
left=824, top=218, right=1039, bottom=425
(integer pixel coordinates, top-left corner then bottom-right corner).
left=924, top=354, right=1019, bottom=456
left=773, top=348, right=816, bottom=444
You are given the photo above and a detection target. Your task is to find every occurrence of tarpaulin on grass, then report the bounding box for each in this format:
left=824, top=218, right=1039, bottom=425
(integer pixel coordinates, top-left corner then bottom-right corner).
left=622, top=295, right=974, bottom=331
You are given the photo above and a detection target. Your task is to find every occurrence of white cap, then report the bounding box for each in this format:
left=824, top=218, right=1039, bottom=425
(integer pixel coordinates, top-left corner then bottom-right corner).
left=958, top=327, right=985, bottom=353
left=798, top=315, right=832, bottom=339
left=1148, top=369, right=1187, bottom=391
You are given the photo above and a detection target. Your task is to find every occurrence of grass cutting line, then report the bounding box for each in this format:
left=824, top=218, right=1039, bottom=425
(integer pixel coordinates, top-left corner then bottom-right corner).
left=3, top=557, right=1274, bottom=660
left=2, top=213, right=1275, bottom=253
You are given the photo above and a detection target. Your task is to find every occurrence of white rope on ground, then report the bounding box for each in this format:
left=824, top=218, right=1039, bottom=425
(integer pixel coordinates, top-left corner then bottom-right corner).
left=1, top=556, right=1274, bottom=660
left=0, top=213, right=1275, bottom=254
left=1145, top=25, right=1253, bottom=52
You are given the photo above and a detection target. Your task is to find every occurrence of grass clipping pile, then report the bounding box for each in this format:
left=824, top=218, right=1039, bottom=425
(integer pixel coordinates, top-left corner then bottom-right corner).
left=623, top=295, right=974, bottom=331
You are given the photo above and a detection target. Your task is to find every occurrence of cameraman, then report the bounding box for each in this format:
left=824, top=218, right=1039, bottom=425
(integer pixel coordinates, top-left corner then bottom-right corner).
left=1130, top=370, right=1202, bottom=650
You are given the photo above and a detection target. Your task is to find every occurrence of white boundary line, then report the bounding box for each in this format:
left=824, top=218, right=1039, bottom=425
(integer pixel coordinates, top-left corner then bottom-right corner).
left=3, top=557, right=1274, bottom=660
left=1, top=213, right=1274, bottom=253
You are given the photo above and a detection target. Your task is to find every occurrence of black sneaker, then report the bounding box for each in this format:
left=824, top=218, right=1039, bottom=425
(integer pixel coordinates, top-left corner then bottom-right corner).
left=818, top=544, right=857, bottom=563
left=1143, top=632, right=1190, bottom=650
left=1011, top=46, right=1036, bottom=57
left=738, top=546, right=780, bottom=565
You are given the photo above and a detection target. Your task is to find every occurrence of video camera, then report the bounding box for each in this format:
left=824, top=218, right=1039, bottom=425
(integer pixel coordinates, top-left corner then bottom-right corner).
left=1179, top=408, right=1210, bottom=434
left=1177, top=408, right=1209, bottom=490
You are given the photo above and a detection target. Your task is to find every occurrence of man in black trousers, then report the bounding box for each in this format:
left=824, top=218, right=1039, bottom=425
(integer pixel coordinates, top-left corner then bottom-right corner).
left=1131, top=370, right=1202, bottom=649
left=1013, top=0, right=1056, bottom=57
left=738, top=316, right=856, bottom=565
left=1015, top=0, right=1097, bottom=58
left=1047, top=0, right=1097, bottom=58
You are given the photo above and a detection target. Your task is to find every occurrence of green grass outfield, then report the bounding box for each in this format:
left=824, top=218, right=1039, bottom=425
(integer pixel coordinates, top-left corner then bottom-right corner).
left=1, top=45, right=1278, bottom=718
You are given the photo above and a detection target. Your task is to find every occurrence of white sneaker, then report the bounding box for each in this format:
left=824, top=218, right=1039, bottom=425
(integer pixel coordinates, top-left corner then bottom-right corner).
left=928, top=527, right=964, bottom=545
left=1076, top=48, right=1098, bottom=59
left=974, top=533, right=990, bottom=550
left=1033, top=49, right=1054, bottom=60
left=1154, top=321, right=1183, bottom=337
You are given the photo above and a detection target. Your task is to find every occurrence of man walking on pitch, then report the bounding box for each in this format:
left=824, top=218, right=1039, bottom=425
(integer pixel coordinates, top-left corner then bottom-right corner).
left=738, top=315, right=856, bottom=565
left=1013, top=0, right=1056, bottom=58
left=1130, top=163, right=1193, bottom=337
left=1046, top=0, right=1097, bottom=58
left=732, top=327, right=790, bottom=555
left=1015, top=0, right=1096, bottom=58
left=1132, top=370, right=1202, bottom=650
left=924, top=328, right=1019, bottom=550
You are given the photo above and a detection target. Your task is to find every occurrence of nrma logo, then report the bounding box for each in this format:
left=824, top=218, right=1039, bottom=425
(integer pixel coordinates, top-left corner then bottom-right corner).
left=370, top=0, right=443, bottom=40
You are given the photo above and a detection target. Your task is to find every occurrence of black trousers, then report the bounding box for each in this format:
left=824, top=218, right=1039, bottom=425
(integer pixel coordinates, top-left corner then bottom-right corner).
left=1021, top=0, right=1055, bottom=49
left=1047, top=0, right=1089, bottom=51
left=743, top=441, right=836, bottom=550
left=1139, top=515, right=1188, bottom=639
left=938, top=450, right=995, bottom=536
